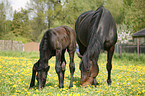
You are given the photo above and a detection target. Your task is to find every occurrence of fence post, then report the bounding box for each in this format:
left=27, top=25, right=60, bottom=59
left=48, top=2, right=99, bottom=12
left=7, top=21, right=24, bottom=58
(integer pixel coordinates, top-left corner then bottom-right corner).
left=3, top=40, right=4, bottom=50
left=137, top=38, right=139, bottom=58
left=11, top=40, right=13, bottom=51
left=120, top=44, right=122, bottom=58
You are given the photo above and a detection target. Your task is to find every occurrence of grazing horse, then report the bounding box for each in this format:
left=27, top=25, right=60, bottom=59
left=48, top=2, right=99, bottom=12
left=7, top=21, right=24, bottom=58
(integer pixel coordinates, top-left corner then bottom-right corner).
left=75, top=6, right=117, bottom=87
left=29, top=26, right=76, bottom=89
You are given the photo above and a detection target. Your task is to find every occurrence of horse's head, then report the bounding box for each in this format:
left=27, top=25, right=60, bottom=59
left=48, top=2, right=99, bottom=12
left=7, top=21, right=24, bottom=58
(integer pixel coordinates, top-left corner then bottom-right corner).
left=34, top=61, right=50, bottom=89
left=79, top=54, right=99, bottom=87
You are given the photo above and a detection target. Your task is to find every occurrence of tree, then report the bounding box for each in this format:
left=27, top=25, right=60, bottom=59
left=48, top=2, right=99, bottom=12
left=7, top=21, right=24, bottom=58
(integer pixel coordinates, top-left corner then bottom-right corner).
left=104, top=0, right=125, bottom=24
left=124, top=0, right=145, bottom=33
left=0, top=2, right=6, bottom=36
left=0, top=0, right=12, bottom=39
left=8, top=8, right=32, bottom=43
left=52, top=0, right=104, bottom=29
left=28, top=0, right=48, bottom=41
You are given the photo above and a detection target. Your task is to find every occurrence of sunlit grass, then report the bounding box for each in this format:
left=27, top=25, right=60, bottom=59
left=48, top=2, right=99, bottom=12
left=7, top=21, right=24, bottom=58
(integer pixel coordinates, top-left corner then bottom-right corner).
left=0, top=51, right=145, bottom=95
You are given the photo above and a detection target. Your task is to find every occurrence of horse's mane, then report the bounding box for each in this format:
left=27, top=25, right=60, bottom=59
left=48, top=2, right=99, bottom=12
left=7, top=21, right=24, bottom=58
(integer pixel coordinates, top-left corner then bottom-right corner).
left=81, top=6, right=104, bottom=72
left=39, top=29, right=50, bottom=51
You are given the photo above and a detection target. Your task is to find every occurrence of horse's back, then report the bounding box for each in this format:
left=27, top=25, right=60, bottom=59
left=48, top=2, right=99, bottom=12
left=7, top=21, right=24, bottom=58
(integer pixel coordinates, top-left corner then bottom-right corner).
left=75, top=6, right=117, bottom=49
left=41, top=26, right=75, bottom=50
left=75, top=11, right=95, bottom=47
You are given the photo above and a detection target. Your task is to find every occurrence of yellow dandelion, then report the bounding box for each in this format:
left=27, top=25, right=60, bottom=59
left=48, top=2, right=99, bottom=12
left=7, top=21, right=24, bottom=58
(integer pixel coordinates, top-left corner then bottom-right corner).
left=69, top=93, right=72, bottom=96
left=36, top=89, right=39, bottom=92
left=13, top=84, right=17, bottom=87
left=138, top=91, right=141, bottom=94
left=27, top=92, right=30, bottom=95
left=74, top=93, right=80, bottom=96
left=46, top=93, right=50, bottom=95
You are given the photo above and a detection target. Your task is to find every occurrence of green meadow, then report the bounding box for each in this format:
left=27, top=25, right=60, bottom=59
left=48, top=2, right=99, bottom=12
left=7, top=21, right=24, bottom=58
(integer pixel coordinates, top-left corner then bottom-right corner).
left=0, top=51, right=145, bottom=96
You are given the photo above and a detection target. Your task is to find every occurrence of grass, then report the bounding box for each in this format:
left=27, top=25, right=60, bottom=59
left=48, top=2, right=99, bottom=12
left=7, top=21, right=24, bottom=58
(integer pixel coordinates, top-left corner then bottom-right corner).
left=0, top=51, right=145, bottom=96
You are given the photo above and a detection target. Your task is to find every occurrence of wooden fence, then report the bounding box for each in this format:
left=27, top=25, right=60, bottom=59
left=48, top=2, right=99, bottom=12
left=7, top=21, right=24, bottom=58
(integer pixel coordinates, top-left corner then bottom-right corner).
left=24, top=42, right=39, bottom=52
left=1, top=40, right=145, bottom=53
left=115, top=43, right=145, bottom=53
left=0, top=40, right=24, bottom=51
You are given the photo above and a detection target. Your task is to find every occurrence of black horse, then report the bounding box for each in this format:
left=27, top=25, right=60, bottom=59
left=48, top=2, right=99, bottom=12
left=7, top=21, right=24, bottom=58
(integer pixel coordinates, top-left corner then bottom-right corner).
left=29, top=26, right=76, bottom=89
left=75, top=6, right=117, bottom=87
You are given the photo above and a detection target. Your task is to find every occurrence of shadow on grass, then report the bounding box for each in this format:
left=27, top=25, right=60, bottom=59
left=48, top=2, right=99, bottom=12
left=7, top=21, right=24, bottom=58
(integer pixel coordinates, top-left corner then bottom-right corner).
left=45, top=82, right=56, bottom=87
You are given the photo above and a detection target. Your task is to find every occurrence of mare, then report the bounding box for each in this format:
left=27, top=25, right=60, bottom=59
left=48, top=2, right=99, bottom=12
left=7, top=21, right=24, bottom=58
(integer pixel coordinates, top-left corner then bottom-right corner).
left=29, top=26, right=76, bottom=89
left=75, top=6, right=117, bottom=87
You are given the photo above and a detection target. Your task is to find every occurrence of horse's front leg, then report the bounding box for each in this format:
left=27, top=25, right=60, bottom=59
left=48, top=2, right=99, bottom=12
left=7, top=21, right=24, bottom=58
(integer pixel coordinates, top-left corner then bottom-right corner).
left=92, top=77, right=98, bottom=87
left=106, top=45, right=115, bottom=85
left=29, top=66, right=36, bottom=88
left=29, top=61, right=39, bottom=88
left=55, top=49, right=64, bottom=88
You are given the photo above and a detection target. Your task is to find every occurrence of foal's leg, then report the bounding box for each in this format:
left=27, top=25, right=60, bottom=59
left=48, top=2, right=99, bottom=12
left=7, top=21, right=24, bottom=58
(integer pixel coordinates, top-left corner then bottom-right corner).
left=29, top=60, right=39, bottom=88
left=55, top=48, right=64, bottom=88
left=106, top=45, right=115, bottom=85
left=60, top=50, right=66, bottom=87
left=67, top=45, right=75, bottom=88
left=29, top=66, right=36, bottom=88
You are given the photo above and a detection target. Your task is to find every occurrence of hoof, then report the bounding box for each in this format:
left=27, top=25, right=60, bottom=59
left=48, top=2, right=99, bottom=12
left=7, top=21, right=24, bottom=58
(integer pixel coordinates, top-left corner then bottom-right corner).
left=29, top=87, right=33, bottom=89
left=92, top=80, right=99, bottom=87
left=84, top=84, right=92, bottom=88
left=81, top=84, right=92, bottom=88
left=59, top=85, right=64, bottom=88
left=107, top=79, right=111, bottom=85
left=69, top=84, right=73, bottom=89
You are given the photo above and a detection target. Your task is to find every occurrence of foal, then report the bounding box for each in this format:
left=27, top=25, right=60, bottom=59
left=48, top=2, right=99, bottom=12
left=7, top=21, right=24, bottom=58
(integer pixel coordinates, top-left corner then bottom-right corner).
left=29, top=26, right=76, bottom=89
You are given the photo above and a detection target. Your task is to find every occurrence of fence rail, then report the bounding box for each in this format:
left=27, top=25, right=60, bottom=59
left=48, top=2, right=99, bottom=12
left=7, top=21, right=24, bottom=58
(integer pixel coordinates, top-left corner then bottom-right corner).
left=0, top=40, right=24, bottom=51
left=115, top=43, right=145, bottom=53
left=0, top=40, right=145, bottom=53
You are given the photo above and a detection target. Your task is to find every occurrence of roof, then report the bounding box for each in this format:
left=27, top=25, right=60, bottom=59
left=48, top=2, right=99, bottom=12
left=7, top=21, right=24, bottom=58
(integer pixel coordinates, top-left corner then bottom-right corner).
left=132, top=28, right=145, bottom=38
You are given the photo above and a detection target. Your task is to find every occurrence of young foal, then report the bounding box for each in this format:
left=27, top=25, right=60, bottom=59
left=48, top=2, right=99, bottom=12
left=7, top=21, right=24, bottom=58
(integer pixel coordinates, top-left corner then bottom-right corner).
left=29, top=26, right=76, bottom=89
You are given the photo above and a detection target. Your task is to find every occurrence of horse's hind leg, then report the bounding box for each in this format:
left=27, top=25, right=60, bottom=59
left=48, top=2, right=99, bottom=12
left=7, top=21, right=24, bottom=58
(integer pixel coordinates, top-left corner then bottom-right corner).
left=61, top=50, right=66, bottom=87
left=77, top=38, right=86, bottom=55
left=106, top=45, right=115, bottom=85
left=55, top=48, right=64, bottom=88
left=67, top=44, right=75, bottom=88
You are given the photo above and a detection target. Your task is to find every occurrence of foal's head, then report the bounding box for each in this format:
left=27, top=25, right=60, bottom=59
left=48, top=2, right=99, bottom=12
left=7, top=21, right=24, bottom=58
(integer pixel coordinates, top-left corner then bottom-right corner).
left=36, top=70, right=48, bottom=89
left=34, top=61, right=50, bottom=89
